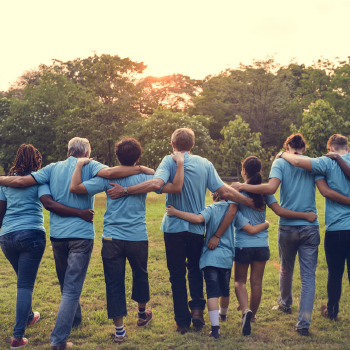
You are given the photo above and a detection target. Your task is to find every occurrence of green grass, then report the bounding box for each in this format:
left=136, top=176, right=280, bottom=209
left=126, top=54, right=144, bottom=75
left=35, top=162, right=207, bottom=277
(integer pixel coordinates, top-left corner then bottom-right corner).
left=1, top=190, right=350, bottom=349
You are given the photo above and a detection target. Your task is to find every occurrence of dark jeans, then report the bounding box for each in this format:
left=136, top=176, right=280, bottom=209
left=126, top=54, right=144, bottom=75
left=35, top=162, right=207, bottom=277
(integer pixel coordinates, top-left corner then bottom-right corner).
left=0, top=229, right=46, bottom=339
left=324, top=230, right=350, bottom=319
left=164, top=231, right=206, bottom=328
left=101, top=239, right=150, bottom=319
left=50, top=239, right=93, bottom=347
left=203, top=266, right=231, bottom=299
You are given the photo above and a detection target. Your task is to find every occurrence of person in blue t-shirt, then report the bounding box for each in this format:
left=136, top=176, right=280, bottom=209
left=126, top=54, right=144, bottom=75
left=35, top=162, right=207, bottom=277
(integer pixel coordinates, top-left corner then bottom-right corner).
left=0, top=144, right=95, bottom=350
left=277, top=134, right=350, bottom=322
left=0, top=137, right=154, bottom=349
left=106, top=128, right=265, bottom=333
left=166, top=191, right=269, bottom=340
left=231, top=133, right=348, bottom=336
left=70, top=137, right=184, bottom=344
left=232, top=156, right=317, bottom=337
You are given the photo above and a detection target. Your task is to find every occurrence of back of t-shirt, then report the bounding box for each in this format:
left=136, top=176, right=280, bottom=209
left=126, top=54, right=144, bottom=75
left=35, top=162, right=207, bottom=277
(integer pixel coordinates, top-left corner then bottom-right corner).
left=269, top=157, right=318, bottom=226
left=32, top=156, right=107, bottom=239
left=154, top=152, right=224, bottom=234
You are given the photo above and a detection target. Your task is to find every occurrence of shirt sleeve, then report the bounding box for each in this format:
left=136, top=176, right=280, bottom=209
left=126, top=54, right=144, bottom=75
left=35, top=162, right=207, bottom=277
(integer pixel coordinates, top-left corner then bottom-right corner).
left=233, top=210, right=250, bottom=230
left=199, top=205, right=213, bottom=225
left=90, top=160, right=108, bottom=177
left=266, top=194, right=278, bottom=206
left=154, top=156, right=172, bottom=184
left=310, top=156, right=330, bottom=177
left=207, top=162, right=225, bottom=193
left=0, top=187, right=7, bottom=201
left=31, top=163, right=54, bottom=184
left=38, top=184, right=52, bottom=198
left=269, top=159, right=283, bottom=181
left=315, top=174, right=326, bottom=181
left=83, top=177, right=109, bottom=196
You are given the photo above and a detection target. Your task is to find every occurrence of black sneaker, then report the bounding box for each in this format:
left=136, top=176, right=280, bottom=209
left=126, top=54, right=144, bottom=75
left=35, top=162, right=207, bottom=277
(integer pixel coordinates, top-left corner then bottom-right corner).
left=219, top=313, right=227, bottom=322
left=296, top=328, right=309, bottom=336
left=241, top=309, right=252, bottom=336
left=209, top=325, right=220, bottom=340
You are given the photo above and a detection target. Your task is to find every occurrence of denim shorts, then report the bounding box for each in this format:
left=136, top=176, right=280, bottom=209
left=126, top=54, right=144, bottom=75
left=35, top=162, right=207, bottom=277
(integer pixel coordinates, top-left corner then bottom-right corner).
left=203, top=266, right=231, bottom=299
left=234, top=246, right=270, bottom=264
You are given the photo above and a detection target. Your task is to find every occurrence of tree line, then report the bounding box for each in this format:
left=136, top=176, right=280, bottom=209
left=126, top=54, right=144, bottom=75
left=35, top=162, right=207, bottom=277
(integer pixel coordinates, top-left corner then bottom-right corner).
left=1, top=54, right=349, bottom=178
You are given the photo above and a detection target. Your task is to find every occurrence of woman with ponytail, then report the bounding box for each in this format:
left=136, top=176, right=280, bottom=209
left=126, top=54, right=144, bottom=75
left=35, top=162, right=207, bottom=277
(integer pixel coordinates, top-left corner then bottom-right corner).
left=233, top=156, right=317, bottom=337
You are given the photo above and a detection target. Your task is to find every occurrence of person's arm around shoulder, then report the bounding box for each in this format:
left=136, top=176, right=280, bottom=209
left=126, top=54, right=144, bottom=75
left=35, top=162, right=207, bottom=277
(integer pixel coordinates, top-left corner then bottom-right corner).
left=96, top=164, right=155, bottom=179
left=323, top=152, right=350, bottom=181
left=242, top=221, right=269, bottom=234
left=166, top=205, right=205, bottom=223
left=231, top=177, right=281, bottom=196
left=70, top=158, right=92, bottom=194
left=316, top=178, right=350, bottom=205
left=161, top=152, right=184, bottom=194
left=0, top=175, right=36, bottom=188
left=280, top=152, right=312, bottom=171
left=207, top=203, right=237, bottom=250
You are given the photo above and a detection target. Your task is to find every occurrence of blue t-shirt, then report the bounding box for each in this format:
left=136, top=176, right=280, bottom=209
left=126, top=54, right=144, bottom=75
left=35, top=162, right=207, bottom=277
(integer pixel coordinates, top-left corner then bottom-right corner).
left=235, top=191, right=277, bottom=248
left=31, top=157, right=107, bottom=239
left=269, top=157, right=319, bottom=226
left=83, top=173, right=154, bottom=241
left=154, top=152, right=225, bottom=235
left=0, top=177, right=51, bottom=236
left=310, top=153, right=350, bottom=231
left=199, top=201, right=249, bottom=270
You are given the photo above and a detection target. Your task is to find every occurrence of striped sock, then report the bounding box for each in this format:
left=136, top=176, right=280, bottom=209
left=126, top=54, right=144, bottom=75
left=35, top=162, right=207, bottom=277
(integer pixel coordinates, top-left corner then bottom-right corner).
left=138, top=308, right=146, bottom=320
left=115, top=325, right=126, bottom=338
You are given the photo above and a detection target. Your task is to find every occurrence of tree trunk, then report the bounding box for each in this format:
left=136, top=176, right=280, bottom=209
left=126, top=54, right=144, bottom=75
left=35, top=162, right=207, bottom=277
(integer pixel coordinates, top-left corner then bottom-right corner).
left=236, top=162, right=240, bottom=182
left=107, top=139, right=112, bottom=167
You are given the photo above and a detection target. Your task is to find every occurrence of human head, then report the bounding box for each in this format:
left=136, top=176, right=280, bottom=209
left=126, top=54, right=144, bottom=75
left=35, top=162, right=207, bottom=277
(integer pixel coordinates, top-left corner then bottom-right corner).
left=327, top=134, right=349, bottom=153
left=115, top=137, right=142, bottom=166
left=283, top=133, right=306, bottom=154
left=9, top=144, right=42, bottom=176
left=67, top=137, right=91, bottom=158
left=171, top=128, right=195, bottom=152
left=211, top=190, right=226, bottom=203
left=241, top=156, right=264, bottom=208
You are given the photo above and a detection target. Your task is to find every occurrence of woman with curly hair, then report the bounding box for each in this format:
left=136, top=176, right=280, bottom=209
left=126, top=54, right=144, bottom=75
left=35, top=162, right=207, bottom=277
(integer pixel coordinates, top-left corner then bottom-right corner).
left=0, top=144, right=94, bottom=349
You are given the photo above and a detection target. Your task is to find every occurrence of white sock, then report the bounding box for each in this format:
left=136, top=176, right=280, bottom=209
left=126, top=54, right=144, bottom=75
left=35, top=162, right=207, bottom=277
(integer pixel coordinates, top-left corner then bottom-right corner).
left=115, top=325, right=126, bottom=337
left=220, top=307, right=228, bottom=315
left=208, top=310, right=219, bottom=327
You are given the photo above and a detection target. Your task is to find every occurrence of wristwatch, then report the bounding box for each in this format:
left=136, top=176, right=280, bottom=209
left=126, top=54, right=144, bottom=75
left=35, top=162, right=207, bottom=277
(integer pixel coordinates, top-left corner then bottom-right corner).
left=123, top=187, right=129, bottom=196
left=276, top=151, right=284, bottom=159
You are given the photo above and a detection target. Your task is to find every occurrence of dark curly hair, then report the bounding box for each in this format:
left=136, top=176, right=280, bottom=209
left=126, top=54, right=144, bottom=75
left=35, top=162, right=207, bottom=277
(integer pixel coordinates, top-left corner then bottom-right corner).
left=115, top=137, right=143, bottom=166
left=283, top=133, right=307, bottom=151
left=8, top=144, right=42, bottom=176
left=242, top=156, right=264, bottom=208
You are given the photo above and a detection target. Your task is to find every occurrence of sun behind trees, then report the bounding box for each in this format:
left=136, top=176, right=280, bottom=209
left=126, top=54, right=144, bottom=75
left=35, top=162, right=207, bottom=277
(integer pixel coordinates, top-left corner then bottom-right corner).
left=1, top=55, right=350, bottom=176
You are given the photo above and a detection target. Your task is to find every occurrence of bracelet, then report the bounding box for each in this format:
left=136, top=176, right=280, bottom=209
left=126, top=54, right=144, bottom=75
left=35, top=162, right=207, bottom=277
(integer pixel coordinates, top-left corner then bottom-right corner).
left=214, top=234, right=220, bottom=239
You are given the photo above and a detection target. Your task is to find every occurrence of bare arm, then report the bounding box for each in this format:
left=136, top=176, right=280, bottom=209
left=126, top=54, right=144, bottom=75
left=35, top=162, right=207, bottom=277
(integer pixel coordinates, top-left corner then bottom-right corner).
left=96, top=165, right=155, bottom=179
left=242, top=221, right=269, bottom=234
left=232, top=177, right=281, bottom=196
left=269, top=202, right=317, bottom=222
left=0, top=175, right=37, bottom=188
left=323, top=153, right=350, bottom=181
left=316, top=178, right=350, bottom=205
left=0, top=201, right=6, bottom=227
left=207, top=203, right=237, bottom=250
left=166, top=205, right=205, bottom=224
left=280, top=153, right=312, bottom=171
left=70, top=158, right=90, bottom=194
left=40, top=195, right=94, bottom=222
left=160, top=152, right=185, bottom=194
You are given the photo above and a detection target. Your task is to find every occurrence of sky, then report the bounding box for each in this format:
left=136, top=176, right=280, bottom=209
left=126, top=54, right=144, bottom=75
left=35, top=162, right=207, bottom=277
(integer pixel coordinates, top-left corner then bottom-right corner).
left=1, top=0, right=350, bottom=91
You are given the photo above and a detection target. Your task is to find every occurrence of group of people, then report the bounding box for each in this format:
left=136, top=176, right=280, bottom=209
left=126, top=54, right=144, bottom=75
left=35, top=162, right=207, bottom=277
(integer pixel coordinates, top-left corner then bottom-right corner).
left=0, top=128, right=350, bottom=349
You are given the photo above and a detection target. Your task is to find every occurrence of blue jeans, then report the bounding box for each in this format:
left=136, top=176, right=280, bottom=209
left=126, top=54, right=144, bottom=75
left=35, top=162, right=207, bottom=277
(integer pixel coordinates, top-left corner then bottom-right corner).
left=102, top=239, right=150, bottom=319
left=278, top=225, right=320, bottom=329
left=0, top=229, right=46, bottom=339
left=50, top=239, right=93, bottom=347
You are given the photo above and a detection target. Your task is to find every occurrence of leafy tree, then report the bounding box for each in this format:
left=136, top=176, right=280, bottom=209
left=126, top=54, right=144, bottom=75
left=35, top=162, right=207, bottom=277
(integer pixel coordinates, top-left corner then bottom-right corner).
left=124, top=109, right=213, bottom=169
left=220, top=116, right=262, bottom=179
left=293, top=99, right=350, bottom=157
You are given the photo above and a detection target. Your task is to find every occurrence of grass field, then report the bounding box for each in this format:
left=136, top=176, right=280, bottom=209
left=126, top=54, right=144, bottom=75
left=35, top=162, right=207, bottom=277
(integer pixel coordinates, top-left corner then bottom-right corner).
left=1, top=190, right=350, bottom=349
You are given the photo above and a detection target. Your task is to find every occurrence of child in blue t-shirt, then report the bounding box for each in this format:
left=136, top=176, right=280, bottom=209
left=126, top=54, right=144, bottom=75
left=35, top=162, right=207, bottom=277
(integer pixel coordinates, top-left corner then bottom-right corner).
left=166, top=191, right=269, bottom=339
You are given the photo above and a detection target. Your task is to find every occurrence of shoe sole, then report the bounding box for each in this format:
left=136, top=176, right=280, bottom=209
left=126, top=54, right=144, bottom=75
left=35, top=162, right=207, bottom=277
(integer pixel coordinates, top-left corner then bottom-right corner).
left=192, top=317, right=205, bottom=328
left=242, top=310, right=252, bottom=336
left=11, top=344, right=27, bottom=349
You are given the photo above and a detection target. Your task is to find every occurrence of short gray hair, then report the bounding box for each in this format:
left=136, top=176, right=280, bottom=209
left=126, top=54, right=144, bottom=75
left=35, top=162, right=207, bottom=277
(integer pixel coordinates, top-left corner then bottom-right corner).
left=68, top=137, right=91, bottom=157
